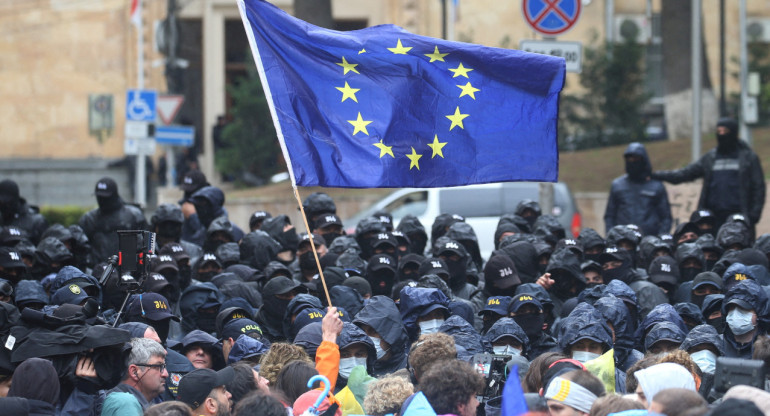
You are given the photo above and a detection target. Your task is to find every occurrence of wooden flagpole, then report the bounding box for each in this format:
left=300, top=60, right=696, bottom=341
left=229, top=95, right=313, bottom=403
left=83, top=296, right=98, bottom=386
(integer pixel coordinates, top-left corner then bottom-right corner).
left=292, top=186, right=333, bottom=307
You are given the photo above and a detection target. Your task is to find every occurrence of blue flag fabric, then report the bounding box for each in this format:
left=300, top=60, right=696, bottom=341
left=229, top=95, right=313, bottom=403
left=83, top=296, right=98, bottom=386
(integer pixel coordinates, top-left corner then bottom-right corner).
left=238, top=0, right=565, bottom=188
left=501, top=365, right=528, bottom=416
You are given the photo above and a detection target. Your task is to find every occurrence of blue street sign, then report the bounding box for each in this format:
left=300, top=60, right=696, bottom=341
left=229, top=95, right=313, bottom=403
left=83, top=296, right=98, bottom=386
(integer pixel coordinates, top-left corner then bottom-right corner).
left=522, top=0, right=581, bottom=37
left=125, top=89, right=158, bottom=122
left=155, top=125, right=195, bottom=147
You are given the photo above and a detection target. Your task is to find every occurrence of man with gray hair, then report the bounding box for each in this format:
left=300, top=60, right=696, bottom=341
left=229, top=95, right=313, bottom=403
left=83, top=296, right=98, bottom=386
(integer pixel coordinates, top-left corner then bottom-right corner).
left=103, top=337, right=169, bottom=411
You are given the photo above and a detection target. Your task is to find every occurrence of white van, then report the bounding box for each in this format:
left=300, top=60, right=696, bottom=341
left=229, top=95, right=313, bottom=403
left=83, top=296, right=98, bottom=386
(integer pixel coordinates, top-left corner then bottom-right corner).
left=344, top=182, right=581, bottom=260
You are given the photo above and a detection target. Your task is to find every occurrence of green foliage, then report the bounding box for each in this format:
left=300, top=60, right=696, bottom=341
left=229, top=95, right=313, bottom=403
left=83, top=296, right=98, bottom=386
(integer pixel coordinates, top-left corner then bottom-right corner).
left=40, top=205, right=90, bottom=226
left=216, top=60, right=282, bottom=185
left=559, top=32, right=650, bottom=150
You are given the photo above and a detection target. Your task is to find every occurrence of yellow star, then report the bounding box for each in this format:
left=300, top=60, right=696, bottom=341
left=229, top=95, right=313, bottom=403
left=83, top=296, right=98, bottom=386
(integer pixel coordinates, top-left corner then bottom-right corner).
left=387, top=39, right=412, bottom=55
left=336, top=57, right=360, bottom=75
left=373, top=140, right=395, bottom=158
left=448, top=62, right=473, bottom=78
left=445, top=107, right=469, bottom=130
left=358, top=48, right=366, bottom=54
left=406, top=147, right=423, bottom=170
left=457, top=82, right=480, bottom=99
left=427, top=135, right=447, bottom=158
left=425, top=46, right=449, bottom=62
left=336, top=82, right=360, bottom=103
left=347, top=112, right=373, bottom=136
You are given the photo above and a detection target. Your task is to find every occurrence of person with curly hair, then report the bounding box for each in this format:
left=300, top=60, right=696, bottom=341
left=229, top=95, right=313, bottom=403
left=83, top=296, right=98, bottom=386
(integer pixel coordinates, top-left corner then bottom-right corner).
left=418, top=360, right=484, bottom=416
left=258, top=343, right=312, bottom=386
left=407, top=332, right=456, bottom=382
left=364, top=375, right=414, bottom=416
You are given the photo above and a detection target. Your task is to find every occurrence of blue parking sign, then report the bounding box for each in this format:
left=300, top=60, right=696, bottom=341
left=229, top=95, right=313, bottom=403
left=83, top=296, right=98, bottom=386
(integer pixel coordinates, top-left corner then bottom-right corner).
left=125, top=89, right=158, bottom=122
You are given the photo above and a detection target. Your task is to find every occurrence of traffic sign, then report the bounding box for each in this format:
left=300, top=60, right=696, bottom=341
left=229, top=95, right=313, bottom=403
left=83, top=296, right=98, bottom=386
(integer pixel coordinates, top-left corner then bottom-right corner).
left=519, top=40, right=582, bottom=73
left=124, top=137, right=156, bottom=155
left=522, top=0, right=581, bottom=37
left=155, top=125, right=195, bottom=147
left=157, top=95, right=185, bottom=125
left=125, top=89, right=157, bottom=122
left=124, top=121, right=151, bottom=138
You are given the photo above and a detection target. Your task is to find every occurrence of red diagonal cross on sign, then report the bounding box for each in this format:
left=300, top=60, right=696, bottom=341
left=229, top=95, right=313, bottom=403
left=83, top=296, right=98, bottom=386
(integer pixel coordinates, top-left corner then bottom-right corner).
left=533, top=0, right=571, bottom=26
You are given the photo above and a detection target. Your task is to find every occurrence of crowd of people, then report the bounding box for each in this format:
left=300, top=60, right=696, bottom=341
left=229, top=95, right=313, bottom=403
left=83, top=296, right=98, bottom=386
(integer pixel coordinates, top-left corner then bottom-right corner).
left=0, top=121, right=768, bottom=416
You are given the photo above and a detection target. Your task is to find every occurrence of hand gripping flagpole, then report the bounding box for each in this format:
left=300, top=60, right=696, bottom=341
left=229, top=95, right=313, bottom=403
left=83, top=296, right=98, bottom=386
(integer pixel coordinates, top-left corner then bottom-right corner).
left=293, top=186, right=333, bottom=307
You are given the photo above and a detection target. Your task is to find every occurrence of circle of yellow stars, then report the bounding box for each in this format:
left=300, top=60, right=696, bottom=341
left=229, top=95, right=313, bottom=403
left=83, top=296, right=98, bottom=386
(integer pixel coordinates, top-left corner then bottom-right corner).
left=334, top=39, right=480, bottom=171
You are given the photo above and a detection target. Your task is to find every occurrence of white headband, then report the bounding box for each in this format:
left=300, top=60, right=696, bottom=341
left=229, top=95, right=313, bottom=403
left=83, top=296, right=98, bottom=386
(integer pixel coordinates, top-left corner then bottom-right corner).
left=544, top=376, right=599, bottom=414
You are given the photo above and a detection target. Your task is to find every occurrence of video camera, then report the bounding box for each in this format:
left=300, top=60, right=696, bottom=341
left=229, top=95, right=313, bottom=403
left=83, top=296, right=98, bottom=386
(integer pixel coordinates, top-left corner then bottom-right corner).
left=99, top=230, right=156, bottom=290
left=471, top=353, right=513, bottom=404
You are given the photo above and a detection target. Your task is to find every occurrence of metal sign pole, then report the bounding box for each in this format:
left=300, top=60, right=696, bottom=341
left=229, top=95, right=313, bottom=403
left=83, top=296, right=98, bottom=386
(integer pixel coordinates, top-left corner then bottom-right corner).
left=691, top=0, right=702, bottom=163
left=135, top=0, right=147, bottom=207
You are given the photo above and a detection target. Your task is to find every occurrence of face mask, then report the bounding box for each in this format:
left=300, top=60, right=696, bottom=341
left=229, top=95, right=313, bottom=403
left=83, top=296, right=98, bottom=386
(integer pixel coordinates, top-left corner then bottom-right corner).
left=369, top=270, right=395, bottom=297
left=322, top=232, right=342, bottom=247
left=727, top=307, right=755, bottom=336
left=705, top=259, right=717, bottom=271
left=513, top=313, right=545, bottom=340
left=370, top=336, right=388, bottom=360
left=299, top=251, right=317, bottom=271
left=178, top=265, right=192, bottom=290
left=680, top=267, right=702, bottom=282
left=690, top=350, right=717, bottom=374
left=625, top=159, right=647, bottom=180
left=492, top=345, right=522, bottom=357
left=157, top=222, right=182, bottom=239
left=602, top=263, right=631, bottom=283
left=278, top=229, right=299, bottom=251
left=197, top=271, right=217, bottom=282
left=572, top=350, right=600, bottom=363
left=339, top=357, right=367, bottom=379
left=196, top=311, right=217, bottom=333
left=444, top=258, right=467, bottom=290
left=691, top=294, right=706, bottom=309
left=717, top=131, right=738, bottom=154
left=418, top=318, right=444, bottom=335
left=706, top=317, right=726, bottom=334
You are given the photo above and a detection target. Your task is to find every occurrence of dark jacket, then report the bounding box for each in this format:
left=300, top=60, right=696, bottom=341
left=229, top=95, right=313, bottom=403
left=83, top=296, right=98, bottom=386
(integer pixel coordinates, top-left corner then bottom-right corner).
left=330, top=286, right=364, bottom=317
left=282, top=294, right=323, bottom=341
left=680, top=324, right=725, bottom=356
left=398, top=286, right=450, bottom=342
left=497, top=241, right=539, bottom=284
left=483, top=317, right=529, bottom=355
left=178, top=282, right=223, bottom=336
left=605, top=143, right=672, bottom=235
left=353, top=296, right=409, bottom=377
left=439, top=315, right=486, bottom=361
left=636, top=304, right=688, bottom=348
left=594, top=295, right=641, bottom=372
left=294, top=322, right=324, bottom=358
left=78, top=201, right=147, bottom=263
left=644, top=322, right=687, bottom=352
left=396, top=215, right=428, bottom=255
left=239, top=231, right=281, bottom=271
left=653, top=140, right=765, bottom=224
left=1, top=200, right=48, bottom=245
left=722, top=280, right=769, bottom=358
left=335, top=323, right=376, bottom=390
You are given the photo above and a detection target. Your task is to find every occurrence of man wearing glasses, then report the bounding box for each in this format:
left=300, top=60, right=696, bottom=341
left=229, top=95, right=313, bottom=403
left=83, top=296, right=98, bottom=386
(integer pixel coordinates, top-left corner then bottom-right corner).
left=103, top=337, right=169, bottom=411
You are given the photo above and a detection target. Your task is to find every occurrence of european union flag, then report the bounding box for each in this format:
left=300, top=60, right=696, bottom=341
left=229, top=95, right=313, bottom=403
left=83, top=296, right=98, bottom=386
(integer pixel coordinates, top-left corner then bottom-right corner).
left=238, top=0, right=565, bottom=188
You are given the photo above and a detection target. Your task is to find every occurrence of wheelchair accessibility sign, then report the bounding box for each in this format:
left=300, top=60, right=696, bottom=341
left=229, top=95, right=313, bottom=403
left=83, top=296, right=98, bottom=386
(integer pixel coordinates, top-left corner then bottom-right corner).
left=125, top=89, right=157, bottom=122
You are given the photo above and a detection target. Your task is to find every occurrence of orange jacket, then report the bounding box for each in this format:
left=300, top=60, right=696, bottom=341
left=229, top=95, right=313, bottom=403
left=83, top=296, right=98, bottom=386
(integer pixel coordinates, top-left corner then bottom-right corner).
left=315, top=340, right=340, bottom=402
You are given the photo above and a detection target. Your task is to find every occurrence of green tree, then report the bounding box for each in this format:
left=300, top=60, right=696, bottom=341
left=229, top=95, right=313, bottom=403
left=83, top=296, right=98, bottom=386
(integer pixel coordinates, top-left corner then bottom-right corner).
left=216, top=62, right=282, bottom=184
left=560, top=32, right=649, bottom=150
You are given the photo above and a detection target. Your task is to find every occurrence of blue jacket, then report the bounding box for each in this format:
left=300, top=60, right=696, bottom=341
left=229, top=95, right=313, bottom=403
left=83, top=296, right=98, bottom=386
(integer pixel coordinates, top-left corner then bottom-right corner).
left=644, top=322, right=687, bottom=352
left=680, top=324, right=725, bottom=356
left=594, top=295, right=641, bottom=372
left=353, top=296, right=409, bottom=377
left=483, top=317, right=529, bottom=355
left=50, top=266, right=102, bottom=305
left=605, top=142, right=672, bottom=236
left=336, top=322, right=376, bottom=390
left=557, top=303, right=613, bottom=353
left=636, top=304, right=688, bottom=347
left=439, top=315, right=486, bottom=361
left=722, top=280, right=769, bottom=358
left=228, top=334, right=270, bottom=364
left=398, top=286, right=449, bottom=342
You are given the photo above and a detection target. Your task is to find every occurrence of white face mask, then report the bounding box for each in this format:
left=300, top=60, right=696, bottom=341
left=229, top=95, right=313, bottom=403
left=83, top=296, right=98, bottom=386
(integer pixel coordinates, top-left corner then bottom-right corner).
left=370, top=336, right=388, bottom=360
left=726, top=307, right=755, bottom=335
left=572, top=350, right=600, bottom=363
left=690, top=349, right=717, bottom=374
left=418, top=318, right=444, bottom=335
left=338, top=357, right=367, bottom=379
left=492, top=345, right=522, bottom=357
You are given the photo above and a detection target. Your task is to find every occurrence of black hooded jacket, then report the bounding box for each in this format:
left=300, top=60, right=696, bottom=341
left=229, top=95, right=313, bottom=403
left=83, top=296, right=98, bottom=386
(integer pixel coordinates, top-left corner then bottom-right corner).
left=653, top=139, right=765, bottom=224
left=396, top=215, right=428, bottom=255
left=240, top=231, right=281, bottom=271
left=78, top=199, right=147, bottom=263
left=1, top=198, right=48, bottom=245
left=353, top=296, right=409, bottom=377
left=605, top=142, right=672, bottom=236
